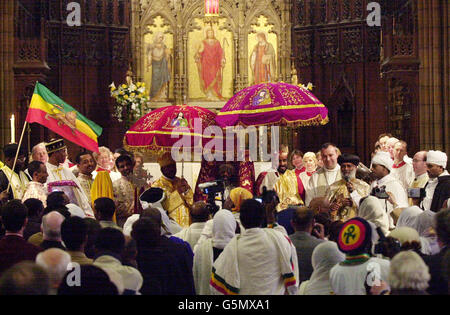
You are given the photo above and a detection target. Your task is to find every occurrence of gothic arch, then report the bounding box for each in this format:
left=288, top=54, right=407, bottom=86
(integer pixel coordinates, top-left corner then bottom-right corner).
left=328, top=76, right=356, bottom=150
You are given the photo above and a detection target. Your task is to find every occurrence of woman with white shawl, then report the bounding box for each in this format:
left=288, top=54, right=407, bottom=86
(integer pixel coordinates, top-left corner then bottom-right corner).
left=298, top=241, right=345, bottom=295
left=358, top=196, right=390, bottom=236
left=396, top=207, right=439, bottom=255
left=193, top=210, right=237, bottom=295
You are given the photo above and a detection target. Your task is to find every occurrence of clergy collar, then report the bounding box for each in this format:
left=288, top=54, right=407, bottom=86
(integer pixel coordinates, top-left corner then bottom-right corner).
left=324, top=165, right=340, bottom=172
left=415, top=172, right=428, bottom=180
left=393, top=161, right=406, bottom=168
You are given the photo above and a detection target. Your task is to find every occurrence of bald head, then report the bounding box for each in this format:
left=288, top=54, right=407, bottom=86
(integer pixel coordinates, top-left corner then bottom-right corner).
left=35, top=248, right=71, bottom=289
left=413, top=151, right=428, bottom=176
left=141, top=207, right=162, bottom=228
left=190, top=201, right=210, bottom=223
left=309, top=197, right=330, bottom=214
left=42, top=211, right=65, bottom=241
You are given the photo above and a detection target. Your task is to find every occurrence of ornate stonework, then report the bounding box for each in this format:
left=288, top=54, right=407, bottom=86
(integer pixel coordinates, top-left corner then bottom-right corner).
left=131, top=0, right=292, bottom=110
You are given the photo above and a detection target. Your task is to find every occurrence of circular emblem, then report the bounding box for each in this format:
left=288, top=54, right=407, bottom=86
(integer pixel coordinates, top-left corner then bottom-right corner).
left=338, top=219, right=366, bottom=252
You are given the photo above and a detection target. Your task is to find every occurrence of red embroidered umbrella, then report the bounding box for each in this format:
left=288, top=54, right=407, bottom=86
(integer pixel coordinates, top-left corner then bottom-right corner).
left=215, top=82, right=329, bottom=128
left=124, top=105, right=220, bottom=155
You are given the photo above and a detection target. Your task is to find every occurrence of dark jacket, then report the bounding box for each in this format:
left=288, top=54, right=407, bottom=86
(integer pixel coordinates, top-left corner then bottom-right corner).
left=290, top=231, right=325, bottom=282
left=430, top=175, right=450, bottom=212
left=0, top=235, right=42, bottom=276
left=136, top=236, right=195, bottom=295
left=23, top=217, right=42, bottom=241
left=422, top=246, right=448, bottom=295
left=40, top=240, right=66, bottom=251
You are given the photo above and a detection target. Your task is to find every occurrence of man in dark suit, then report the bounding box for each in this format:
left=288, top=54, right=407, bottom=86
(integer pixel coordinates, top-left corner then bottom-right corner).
left=423, top=208, right=449, bottom=295
left=131, top=217, right=195, bottom=295
left=289, top=206, right=325, bottom=282
left=0, top=200, right=42, bottom=276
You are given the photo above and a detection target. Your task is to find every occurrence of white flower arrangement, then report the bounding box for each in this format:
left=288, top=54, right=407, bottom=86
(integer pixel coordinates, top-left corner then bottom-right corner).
left=109, top=81, right=150, bottom=126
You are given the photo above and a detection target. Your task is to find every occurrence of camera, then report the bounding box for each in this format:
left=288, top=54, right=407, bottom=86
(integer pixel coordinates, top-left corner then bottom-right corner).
left=198, top=180, right=225, bottom=215
left=371, top=185, right=390, bottom=199
left=373, top=227, right=401, bottom=258
left=407, top=188, right=426, bottom=199
left=199, top=180, right=224, bottom=196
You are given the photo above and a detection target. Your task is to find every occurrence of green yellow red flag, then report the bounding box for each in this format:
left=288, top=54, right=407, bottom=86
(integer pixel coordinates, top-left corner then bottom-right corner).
left=25, top=82, right=102, bottom=153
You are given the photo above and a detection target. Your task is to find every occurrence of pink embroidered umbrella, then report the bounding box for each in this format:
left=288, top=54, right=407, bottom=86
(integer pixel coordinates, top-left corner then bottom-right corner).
left=124, top=105, right=219, bottom=153
left=215, top=82, right=329, bottom=127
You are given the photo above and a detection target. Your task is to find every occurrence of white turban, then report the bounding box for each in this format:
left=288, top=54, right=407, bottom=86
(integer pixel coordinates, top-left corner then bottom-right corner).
left=426, top=150, right=447, bottom=168
left=371, top=152, right=394, bottom=172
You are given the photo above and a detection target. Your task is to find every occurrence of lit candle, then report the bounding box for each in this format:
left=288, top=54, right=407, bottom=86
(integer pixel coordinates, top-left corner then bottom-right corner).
left=10, top=114, right=15, bottom=143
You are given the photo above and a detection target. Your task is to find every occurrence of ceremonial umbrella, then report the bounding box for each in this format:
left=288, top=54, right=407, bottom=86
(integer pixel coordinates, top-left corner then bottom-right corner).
left=215, top=82, right=329, bottom=128
left=124, top=104, right=219, bottom=155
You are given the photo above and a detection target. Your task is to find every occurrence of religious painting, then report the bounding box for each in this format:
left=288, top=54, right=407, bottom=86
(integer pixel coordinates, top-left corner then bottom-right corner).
left=252, top=88, right=272, bottom=106
left=248, top=16, right=278, bottom=86
left=171, top=112, right=189, bottom=127
left=143, top=16, right=174, bottom=101
left=188, top=18, right=233, bottom=101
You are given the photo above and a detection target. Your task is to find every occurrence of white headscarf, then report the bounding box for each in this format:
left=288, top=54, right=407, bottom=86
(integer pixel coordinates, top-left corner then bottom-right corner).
left=389, top=226, right=421, bottom=245
left=397, top=206, right=422, bottom=229
left=138, top=189, right=182, bottom=236
left=427, top=150, right=447, bottom=168
left=395, top=207, right=439, bottom=255
left=358, top=196, right=390, bottom=235
left=415, top=210, right=435, bottom=237
left=212, top=210, right=236, bottom=250
left=371, top=152, right=394, bottom=172
left=303, top=241, right=345, bottom=295
left=66, top=203, right=86, bottom=218
left=415, top=210, right=440, bottom=255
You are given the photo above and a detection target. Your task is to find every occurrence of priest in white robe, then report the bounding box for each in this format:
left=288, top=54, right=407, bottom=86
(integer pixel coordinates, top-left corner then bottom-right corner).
left=306, top=143, right=342, bottom=205
left=391, top=140, right=415, bottom=189
left=45, top=139, right=94, bottom=217
left=370, top=152, right=409, bottom=230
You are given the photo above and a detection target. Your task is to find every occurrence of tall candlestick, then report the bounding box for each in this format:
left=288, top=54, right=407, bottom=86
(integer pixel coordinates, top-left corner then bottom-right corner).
left=10, top=114, right=15, bottom=143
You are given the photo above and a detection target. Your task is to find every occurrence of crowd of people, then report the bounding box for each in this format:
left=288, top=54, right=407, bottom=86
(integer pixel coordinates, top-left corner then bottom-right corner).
left=0, top=133, right=448, bottom=295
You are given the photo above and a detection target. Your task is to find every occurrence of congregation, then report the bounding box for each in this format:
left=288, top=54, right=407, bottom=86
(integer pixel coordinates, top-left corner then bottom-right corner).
left=0, top=133, right=448, bottom=295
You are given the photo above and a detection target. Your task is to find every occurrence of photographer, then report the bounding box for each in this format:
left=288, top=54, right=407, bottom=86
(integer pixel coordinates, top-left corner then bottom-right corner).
left=370, top=152, right=409, bottom=230
left=290, top=206, right=325, bottom=283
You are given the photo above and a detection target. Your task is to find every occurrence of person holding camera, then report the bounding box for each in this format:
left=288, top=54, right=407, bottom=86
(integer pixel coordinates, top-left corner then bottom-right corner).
left=421, top=150, right=450, bottom=212
left=370, top=152, right=409, bottom=230
left=289, top=206, right=325, bottom=283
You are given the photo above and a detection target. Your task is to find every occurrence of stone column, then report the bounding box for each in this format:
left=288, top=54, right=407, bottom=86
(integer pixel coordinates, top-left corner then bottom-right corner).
left=0, top=0, right=15, bottom=148
left=418, top=0, right=449, bottom=152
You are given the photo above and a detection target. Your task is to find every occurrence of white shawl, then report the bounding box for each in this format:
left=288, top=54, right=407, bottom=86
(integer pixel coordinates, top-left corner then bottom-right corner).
left=358, top=196, right=390, bottom=235
left=299, top=241, right=345, bottom=295
left=210, top=228, right=298, bottom=295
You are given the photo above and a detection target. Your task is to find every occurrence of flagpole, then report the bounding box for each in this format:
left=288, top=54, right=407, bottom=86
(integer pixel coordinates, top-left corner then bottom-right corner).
left=6, top=121, right=28, bottom=194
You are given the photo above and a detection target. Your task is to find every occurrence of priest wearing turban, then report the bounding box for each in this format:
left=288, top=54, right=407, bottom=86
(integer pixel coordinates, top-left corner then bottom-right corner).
left=325, top=154, right=371, bottom=222
left=151, top=152, right=194, bottom=228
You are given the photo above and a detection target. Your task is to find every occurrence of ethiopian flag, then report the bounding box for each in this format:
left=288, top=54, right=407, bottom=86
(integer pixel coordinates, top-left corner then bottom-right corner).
left=25, top=82, right=102, bottom=153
